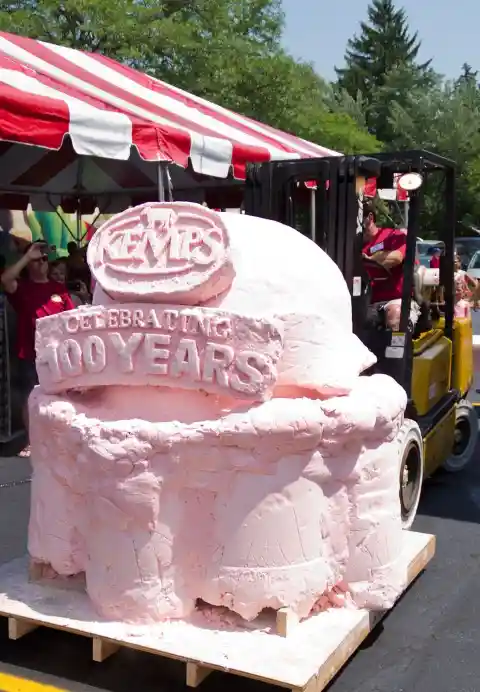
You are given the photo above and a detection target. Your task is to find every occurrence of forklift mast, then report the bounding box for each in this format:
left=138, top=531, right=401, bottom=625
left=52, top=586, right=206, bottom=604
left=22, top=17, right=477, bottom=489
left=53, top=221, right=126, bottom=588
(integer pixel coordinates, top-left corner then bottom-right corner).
left=244, top=150, right=456, bottom=398
left=244, top=154, right=382, bottom=337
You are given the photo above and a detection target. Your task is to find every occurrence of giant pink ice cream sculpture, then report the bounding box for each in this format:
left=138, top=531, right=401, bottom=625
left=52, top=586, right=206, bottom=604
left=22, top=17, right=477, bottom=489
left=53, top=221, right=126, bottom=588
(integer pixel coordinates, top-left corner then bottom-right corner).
left=29, top=202, right=409, bottom=625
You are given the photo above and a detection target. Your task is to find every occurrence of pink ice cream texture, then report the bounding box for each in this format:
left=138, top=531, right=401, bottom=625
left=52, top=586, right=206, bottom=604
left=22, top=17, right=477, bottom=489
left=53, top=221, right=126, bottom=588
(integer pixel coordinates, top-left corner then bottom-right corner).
left=29, top=203, right=408, bottom=624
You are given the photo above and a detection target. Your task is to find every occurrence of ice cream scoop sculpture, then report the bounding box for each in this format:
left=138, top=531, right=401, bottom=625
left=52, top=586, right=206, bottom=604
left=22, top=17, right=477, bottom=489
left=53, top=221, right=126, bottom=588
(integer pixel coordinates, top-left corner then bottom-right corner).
left=29, top=203, right=408, bottom=624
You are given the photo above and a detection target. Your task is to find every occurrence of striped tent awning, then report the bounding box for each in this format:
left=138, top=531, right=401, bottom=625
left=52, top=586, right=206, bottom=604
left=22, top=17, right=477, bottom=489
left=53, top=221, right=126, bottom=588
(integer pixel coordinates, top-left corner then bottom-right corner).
left=0, top=31, right=339, bottom=183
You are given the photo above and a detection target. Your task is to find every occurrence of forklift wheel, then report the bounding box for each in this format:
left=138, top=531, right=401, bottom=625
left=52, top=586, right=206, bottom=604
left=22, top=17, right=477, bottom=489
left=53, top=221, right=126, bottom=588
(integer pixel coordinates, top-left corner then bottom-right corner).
left=398, top=420, right=424, bottom=530
left=443, top=400, right=478, bottom=473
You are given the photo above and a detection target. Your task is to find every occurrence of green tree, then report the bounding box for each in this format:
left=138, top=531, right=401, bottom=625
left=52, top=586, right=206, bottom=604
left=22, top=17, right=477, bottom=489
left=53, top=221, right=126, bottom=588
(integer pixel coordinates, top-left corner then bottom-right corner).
left=389, top=76, right=480, bottom=233
left=0, top=0, right=285, bottom=76
left=455, top=62, right=478, bottom=88
left=0, top=0, right=378, bottom=154
left=335, top=0, right=433, bottom=141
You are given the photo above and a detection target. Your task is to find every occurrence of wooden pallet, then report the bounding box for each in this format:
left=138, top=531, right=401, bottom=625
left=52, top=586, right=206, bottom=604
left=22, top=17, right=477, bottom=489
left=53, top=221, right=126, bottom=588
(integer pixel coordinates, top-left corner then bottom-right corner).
left=0, top=531, right=435, bottom=692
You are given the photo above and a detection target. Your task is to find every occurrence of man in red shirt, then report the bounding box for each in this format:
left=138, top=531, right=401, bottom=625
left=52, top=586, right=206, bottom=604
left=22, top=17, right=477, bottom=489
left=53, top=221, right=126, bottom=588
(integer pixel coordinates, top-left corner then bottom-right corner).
left=1, top=242, right=75, bottom=448
left=429, top=247, right=441, bottom=269
left=362, top=203, right=419, bottom=331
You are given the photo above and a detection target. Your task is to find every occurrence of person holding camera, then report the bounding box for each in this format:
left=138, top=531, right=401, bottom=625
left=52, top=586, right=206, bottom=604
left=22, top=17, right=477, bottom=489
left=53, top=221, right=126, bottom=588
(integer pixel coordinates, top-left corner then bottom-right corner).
left=49, top=259, right=91, bottom=306
left=0, top=241, right=75, bottom=454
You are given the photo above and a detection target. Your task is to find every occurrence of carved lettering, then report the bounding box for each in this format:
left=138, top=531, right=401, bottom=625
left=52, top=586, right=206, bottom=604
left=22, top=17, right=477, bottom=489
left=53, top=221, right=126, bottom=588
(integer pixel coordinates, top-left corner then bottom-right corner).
left=170, top=338, right=201, bottom=380
left=103, top=213, right=222, bottom=268
left=211, top=317, right=232, bottom=340
left=146, top=309, right=161, bottom=329
left=164, top=309, right=178, bottom=331
left=93, top=312, right=106, bottom=330
left=109, top=332, right=143, bottom=373
left=65, top=315, right=80, bottom=334
left=108, top=309, right=119, bottom=329
left=56, top=308, right=237, bottom=341
left=58, top=339, right=83, bottom=378
left=80, top=314, right=92, bottom=331
left=87, top=203, right=233, bottom=303
left=132, top=309, right=145, bottom=328
left=36, top=302, right=283, bottom=401
left=38, top=343, right=63, bottom=382
left=230, top=352, right=269, bottom=394
left=189, top=228, right=220, bottom=265
left=83, top=335, right=106, bottom=374
left=119, top=309, right=132, bottom=328
left=202, top=343, right=234, bottom=389
left=144, top=334, right=171, bottom=375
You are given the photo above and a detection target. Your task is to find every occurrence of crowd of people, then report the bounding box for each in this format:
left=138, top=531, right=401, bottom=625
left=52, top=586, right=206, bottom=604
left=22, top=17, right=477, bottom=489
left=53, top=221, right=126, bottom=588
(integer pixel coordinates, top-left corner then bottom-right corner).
left=0, top=232, right=92, bottom=456
left=362, top=203, right=479, bottom=330
left=427, top=244, right=479, bottom=315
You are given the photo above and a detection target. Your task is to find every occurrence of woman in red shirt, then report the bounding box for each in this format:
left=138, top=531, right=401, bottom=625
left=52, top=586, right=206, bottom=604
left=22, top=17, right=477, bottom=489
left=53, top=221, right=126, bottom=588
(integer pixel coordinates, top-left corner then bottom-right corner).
left=1, top=242, right=75, bottom=453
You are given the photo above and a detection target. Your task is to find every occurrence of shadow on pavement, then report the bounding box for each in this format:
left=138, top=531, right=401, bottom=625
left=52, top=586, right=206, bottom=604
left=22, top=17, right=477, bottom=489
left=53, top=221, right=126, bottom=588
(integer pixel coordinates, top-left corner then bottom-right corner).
left=417, top=438, right=480, bottom=524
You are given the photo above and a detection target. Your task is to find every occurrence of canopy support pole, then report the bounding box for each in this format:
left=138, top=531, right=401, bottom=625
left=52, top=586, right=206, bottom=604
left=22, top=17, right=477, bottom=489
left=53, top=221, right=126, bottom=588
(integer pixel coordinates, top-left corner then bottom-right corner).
left=310, top=189, right=316, bottom=243
left=76, top=157, right=85, bottom=243
left=157, top=162, right=174, bottom=202
left=157, top=162, right=165, bottom=202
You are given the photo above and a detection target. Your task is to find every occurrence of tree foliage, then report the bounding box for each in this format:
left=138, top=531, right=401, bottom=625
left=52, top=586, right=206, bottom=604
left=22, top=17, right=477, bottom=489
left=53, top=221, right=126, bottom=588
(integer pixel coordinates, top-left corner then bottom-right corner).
left=335, top=0, right=434, bottom=141
left=389, top=77, right=480, bottom=232
left=0, top=0, right=379, bottom=155
left=333, top=0, right=480, bottom=236
left=3, top=0, right=480, bottom=232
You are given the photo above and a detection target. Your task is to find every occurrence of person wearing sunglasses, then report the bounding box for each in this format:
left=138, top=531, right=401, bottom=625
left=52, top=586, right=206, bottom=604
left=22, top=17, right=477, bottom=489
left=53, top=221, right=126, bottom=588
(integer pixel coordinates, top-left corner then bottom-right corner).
left=1, top=241, right=75, bottom=454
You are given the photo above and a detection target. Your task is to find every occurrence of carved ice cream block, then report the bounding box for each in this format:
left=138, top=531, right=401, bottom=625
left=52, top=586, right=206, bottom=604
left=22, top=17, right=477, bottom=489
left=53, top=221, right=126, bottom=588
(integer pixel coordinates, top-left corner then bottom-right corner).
left=29, top=202, right=408, bottom=624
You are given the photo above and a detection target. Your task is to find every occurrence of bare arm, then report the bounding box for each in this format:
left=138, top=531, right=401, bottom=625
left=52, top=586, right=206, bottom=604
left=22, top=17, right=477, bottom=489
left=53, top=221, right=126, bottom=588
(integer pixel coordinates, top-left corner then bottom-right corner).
left=0, top=254, right=30, bottom=293
left=1, top=243, right=44, bottom=293
left=368, top=249, right=404, bottom=269
left=466, top=274, right=478, bottom=290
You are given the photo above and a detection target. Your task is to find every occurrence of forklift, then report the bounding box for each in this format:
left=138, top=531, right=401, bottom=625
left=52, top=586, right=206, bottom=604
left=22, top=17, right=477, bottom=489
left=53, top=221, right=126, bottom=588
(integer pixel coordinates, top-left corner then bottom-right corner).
left=244, top=149, right=477, bottom=529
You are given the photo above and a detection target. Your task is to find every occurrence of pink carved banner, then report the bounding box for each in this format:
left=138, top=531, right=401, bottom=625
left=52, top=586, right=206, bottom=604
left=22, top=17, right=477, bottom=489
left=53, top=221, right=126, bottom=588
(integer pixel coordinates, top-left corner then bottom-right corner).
left=35, top=304, right=284, bottom=402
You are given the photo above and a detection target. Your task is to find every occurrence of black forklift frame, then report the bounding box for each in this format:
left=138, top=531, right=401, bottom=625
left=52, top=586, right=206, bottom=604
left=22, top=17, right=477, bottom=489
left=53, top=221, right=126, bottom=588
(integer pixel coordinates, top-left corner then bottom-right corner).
left=244, top=149, right=457, bottom=410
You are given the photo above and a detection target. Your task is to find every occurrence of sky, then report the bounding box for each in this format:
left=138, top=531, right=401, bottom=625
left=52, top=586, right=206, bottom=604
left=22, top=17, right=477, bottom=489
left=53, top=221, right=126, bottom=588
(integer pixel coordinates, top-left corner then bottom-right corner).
left=282, top=0, right=479, bottom=81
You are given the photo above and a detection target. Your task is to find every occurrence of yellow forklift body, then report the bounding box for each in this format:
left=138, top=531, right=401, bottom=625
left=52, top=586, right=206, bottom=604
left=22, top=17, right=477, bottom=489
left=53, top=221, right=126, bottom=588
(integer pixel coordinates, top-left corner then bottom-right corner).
left=452, top=317, right=473, bottom=398
left=412, top=332, right=452, bottom=416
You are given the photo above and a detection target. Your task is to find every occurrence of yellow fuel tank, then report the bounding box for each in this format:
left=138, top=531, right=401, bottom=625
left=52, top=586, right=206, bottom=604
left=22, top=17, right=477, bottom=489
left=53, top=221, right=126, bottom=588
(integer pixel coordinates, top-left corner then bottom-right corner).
left=452, top=316, right=473, bottom=398
left=412, top=333, right=452, bottom=416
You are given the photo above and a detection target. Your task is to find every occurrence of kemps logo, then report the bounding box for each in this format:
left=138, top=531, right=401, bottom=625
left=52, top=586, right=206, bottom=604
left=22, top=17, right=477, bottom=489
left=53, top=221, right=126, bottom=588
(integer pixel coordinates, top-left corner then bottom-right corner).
left=87, top=202, right=235, bottom=305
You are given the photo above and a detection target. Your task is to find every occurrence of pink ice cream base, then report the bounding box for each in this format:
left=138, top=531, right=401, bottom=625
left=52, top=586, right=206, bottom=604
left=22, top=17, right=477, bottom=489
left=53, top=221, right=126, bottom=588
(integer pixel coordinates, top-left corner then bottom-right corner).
left=29, top=202, right=408, bottom=628
left=28, top=374, right=407, bottom=625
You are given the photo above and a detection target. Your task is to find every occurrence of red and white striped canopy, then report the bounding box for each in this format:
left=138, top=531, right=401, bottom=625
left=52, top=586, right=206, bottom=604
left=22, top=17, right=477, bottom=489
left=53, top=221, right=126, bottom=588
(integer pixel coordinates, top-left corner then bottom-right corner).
left=0, top=31, right=339, bottom=181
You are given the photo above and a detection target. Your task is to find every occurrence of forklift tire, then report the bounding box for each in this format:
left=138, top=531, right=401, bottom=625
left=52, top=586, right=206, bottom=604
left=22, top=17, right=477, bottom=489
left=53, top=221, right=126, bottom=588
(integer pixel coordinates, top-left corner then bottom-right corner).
left=398, top=419, right=424, bottom=530
left=443, top=400, right=478, bottom=473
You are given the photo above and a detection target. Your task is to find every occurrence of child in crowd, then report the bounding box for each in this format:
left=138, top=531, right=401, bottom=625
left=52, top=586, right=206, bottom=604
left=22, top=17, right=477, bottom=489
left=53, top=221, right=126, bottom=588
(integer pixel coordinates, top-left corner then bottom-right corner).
left=49, top=259, right=91, bottom=306
left=454, top=252, right=477, bottom=318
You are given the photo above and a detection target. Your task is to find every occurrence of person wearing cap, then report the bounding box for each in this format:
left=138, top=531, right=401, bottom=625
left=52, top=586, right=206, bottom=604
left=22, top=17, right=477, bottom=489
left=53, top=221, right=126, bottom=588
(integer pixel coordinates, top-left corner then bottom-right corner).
left=1, top=241, right=75, bottom=454
left=429, top=246, right=442, bottom=269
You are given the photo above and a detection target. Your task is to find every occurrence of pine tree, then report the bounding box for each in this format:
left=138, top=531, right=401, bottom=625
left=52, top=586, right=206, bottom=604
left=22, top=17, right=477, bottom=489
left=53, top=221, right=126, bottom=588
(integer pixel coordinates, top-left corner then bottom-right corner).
left=335, top=0, right=432, bottom=142
left=456, top=63, right=478, bottom=88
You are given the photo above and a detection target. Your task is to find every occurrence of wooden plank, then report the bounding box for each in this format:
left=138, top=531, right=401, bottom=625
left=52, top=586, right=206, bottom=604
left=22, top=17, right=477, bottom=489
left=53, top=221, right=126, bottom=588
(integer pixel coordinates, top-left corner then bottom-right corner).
left=8, top=617, right=38, bottom=640
left=185, top=662, right=212, bottom=687
left=0, top=532, right=435, bottom=692
left=92, top=637, right=121, bottom=663
left=407, top=533, right=436, bottom=582
left=276, top=608, right=299, bottom=638
left=296, top=532, right=436, bottom=692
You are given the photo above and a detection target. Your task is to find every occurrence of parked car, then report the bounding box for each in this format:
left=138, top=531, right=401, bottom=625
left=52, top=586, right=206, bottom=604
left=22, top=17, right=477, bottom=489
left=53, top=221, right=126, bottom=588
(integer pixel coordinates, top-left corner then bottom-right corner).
left=456, top=238, right=480, bottom=269
left=467, top=250, right=480, bottom=280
